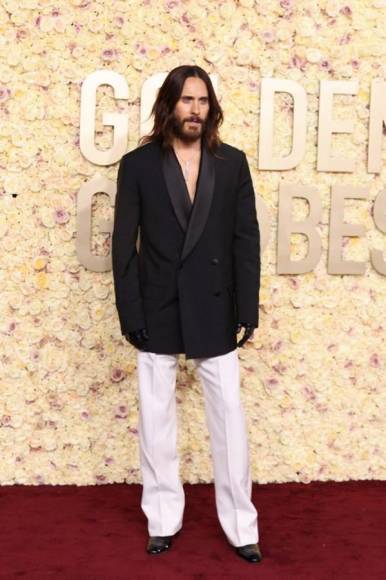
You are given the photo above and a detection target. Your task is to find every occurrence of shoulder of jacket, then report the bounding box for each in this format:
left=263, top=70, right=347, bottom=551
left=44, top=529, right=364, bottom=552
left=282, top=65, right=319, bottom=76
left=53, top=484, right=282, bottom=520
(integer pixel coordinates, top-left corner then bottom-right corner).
left=219, top=142, right=245, bottom=164
left=120, top=141, right=156, bottom=163
left=218, top=142, right=245, bottom=158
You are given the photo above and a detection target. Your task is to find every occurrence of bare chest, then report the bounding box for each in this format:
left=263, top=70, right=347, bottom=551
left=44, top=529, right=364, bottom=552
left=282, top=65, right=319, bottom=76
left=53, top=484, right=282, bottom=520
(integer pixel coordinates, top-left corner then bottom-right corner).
left=184, top=159, right=200, bottom=204
left=174, top=151, right=201, bottom=204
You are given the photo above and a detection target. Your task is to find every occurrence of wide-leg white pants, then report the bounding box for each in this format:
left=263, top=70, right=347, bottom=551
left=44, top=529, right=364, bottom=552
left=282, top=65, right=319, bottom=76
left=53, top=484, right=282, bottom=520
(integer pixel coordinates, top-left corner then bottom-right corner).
left=136, top=348, right=259, bottom=547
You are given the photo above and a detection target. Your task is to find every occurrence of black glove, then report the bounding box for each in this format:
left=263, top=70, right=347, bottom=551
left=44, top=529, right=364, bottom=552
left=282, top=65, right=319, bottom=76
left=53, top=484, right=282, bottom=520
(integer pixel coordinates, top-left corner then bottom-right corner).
left=236, top=322, right=256, bottom=347
left=125, top=328, right=149, bottom=350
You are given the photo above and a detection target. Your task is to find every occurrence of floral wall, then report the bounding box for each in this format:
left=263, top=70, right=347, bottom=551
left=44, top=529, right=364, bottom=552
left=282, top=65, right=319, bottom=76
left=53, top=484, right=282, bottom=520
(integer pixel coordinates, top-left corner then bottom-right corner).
left=0, top=0, right=385, bottom=486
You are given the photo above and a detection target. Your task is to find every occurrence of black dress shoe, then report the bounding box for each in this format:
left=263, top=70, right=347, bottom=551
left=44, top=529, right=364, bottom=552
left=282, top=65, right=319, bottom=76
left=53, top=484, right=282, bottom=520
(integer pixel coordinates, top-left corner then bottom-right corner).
left=235, top=542, right=262, bottom=563
left=146, top=535, right=173, bottom=554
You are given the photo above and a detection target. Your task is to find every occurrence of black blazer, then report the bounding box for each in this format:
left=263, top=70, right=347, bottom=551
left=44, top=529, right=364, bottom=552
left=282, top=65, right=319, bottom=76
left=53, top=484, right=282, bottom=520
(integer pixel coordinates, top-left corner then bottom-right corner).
left=112, top=139, right=260, bottom=359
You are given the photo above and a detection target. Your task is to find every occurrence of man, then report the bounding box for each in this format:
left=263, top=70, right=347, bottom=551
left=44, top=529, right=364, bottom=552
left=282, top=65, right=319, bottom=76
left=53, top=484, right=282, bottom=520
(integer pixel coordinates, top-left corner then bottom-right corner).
left=112, top=65, right=262, bottom=564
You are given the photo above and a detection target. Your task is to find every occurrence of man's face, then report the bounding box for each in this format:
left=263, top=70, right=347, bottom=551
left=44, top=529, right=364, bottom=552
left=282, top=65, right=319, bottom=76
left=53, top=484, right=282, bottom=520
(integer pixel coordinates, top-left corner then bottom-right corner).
left=172, top=76, right=210, bottom=143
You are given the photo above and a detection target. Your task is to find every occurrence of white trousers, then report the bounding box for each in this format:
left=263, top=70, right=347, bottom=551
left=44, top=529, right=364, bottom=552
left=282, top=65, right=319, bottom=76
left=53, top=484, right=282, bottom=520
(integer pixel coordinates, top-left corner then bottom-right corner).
left=136, top=348, right=259, bottom=547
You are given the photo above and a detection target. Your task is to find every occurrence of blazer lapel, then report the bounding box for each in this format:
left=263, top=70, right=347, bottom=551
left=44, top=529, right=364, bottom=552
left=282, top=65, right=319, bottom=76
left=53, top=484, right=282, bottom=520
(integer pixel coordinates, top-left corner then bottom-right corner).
left=161, top=142, right=216, bottom=263
left=162, top=146, right=192, bottom=233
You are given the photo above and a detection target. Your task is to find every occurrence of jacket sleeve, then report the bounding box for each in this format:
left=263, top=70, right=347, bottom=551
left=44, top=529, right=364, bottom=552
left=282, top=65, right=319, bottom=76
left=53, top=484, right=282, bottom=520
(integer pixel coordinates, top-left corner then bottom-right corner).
left=232, top=151, right=261, bottom=327
left=111, top=154, right=146, bottom=335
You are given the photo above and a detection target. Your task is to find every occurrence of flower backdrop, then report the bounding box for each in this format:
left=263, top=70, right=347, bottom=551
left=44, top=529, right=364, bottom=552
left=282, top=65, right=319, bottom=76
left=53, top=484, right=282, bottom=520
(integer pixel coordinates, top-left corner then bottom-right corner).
left=0, top=0, right=385, bottom=485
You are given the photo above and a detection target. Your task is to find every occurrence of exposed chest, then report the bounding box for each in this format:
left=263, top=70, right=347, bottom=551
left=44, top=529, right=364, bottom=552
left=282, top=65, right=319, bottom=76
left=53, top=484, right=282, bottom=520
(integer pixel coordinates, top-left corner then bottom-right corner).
left=184, top=158, right=200, bottom=204
left=173, top=150, right=201, bottom=204
left=139, top=147, right=238, bottom=223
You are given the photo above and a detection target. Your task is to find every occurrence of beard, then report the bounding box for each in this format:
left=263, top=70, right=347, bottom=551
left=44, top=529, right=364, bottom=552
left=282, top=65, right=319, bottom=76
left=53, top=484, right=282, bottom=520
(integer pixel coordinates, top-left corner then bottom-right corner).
left=171, top=114, right=206, bottom=143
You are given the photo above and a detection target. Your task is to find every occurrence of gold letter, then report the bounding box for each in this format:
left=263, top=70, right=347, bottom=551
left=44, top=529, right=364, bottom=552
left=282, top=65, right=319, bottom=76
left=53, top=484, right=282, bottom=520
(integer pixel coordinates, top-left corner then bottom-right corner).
left=328, top=185, right=369, bottom=274
left=277, top=183, right=322, bottom=274
left=317, top=80, right=358, bottom=172
left=371, top=188, right=386, bottom=275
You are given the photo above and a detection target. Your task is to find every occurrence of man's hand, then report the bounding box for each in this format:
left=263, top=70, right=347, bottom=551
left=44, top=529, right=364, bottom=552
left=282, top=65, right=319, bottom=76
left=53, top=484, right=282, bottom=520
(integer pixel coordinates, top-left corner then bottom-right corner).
left=125, top=328, right=149, bottom=350
left=236, top=322, right=256, bottom=347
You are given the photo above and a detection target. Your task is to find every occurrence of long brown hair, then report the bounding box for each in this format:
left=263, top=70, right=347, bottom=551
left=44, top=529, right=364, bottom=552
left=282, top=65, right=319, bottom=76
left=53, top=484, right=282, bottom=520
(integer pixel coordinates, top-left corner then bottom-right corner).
left=138, top=65, right=224, bottom=156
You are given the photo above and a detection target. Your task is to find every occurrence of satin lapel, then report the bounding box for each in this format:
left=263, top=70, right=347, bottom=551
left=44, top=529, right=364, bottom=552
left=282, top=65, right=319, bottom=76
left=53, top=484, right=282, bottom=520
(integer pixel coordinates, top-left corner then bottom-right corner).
left=161, top=147, right=191, bottom=233
left=180, top=144, right=215, bottom=262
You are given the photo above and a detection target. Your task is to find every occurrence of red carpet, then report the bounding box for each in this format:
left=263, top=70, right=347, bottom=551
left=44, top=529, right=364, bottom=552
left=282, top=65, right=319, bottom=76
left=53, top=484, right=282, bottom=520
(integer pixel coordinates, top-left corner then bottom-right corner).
left=1, top=480, right=385, bottom=579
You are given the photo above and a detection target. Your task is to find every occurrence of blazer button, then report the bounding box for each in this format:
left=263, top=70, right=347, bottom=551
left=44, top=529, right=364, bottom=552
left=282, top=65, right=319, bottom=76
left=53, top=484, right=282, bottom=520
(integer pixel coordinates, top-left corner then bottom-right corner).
left=211, top=258, right=219, bottom=265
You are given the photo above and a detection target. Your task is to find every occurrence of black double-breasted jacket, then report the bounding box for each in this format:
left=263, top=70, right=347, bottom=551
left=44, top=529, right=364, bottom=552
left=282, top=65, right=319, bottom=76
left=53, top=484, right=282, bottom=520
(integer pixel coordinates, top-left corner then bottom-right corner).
left=111, top=138, right=261, bottom=359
